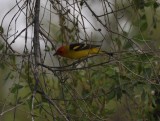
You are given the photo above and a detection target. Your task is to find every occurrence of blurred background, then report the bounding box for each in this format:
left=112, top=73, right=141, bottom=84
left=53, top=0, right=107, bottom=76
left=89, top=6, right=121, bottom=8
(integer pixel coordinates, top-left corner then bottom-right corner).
left=0, top=0, right=160, bottom=121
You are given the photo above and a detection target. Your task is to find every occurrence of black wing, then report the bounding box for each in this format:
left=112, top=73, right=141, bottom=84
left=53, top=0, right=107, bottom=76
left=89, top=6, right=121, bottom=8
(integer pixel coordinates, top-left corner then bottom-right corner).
left=69, top=43, right=100, bottom=51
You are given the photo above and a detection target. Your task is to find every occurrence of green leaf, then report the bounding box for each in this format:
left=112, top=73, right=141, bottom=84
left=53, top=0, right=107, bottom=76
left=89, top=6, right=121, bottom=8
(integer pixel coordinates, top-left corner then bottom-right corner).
left=116, top=87, right=122, bottom=100
left=139, top=15, right=148, bottom=31
left=140, top=21, right=148, bottom=31
left=124, top=41, right=133, bottom=49
left=154, top=2, right=159, bottom=9
left=0, top=63, right=5, bottom=69
left=132, top=34, right=143, bottom=42
left=44, top=45, right=50, bottom=51
left=107, top=90, right=115, bottom=100
left=144, top=1, right=155, bottom=7
left=134, top=0, right=145, bottom=9
left=4, top=72, right=11, bottom=83
left=114, top=38, right=122, bottom=47
left=139, top=53, right=153, bottom=61
left=10, top=84, right=23, bottom=93
left=0, top=26, right=4, bottom=34
left=153, top=16, right=157, bottom=29
left=138, top=63, right=142, bottom=74
left=143, top=68, right=152, bottom=78
left=141, top=88, right=146, bottom=102
left=134, top=14, right=148, bottom=32
left=105, top=67, right=116, bottom=77
left=27, top=97, right=32, bottom=110
left=0, top=44, right=4, bottom=50
left=10, top=54, right=16, bottom=64
left=133, top=81, right=145, bottom=87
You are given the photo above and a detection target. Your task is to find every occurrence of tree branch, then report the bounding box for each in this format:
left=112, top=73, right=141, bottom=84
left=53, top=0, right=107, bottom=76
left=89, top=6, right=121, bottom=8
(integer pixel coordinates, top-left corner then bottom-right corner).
left=32, top=0, right=41, bottom=121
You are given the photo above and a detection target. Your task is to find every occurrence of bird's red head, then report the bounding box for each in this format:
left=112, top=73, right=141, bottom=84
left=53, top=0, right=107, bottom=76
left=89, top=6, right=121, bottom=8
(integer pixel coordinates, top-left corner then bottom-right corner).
left=54, top=46, right=67, bottom=56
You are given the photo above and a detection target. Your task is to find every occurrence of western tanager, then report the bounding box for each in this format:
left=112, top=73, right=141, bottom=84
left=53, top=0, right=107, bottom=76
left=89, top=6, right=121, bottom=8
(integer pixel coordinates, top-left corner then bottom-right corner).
left=54, top=43, right=104, bottom=59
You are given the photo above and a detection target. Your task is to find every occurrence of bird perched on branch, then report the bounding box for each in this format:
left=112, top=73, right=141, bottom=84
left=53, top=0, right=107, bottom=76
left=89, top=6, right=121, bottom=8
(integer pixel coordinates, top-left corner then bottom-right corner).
left=54, top=43, right=112, bottom=59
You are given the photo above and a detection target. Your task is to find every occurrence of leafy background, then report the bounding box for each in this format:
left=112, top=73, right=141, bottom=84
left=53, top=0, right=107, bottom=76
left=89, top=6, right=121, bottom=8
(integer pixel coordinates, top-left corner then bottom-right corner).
left=0, top=0, right=160, bottom=121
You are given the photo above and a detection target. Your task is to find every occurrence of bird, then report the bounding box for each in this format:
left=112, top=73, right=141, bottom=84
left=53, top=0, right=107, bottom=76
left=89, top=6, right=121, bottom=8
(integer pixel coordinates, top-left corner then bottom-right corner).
left=54, top=43, right=112, bottom=59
